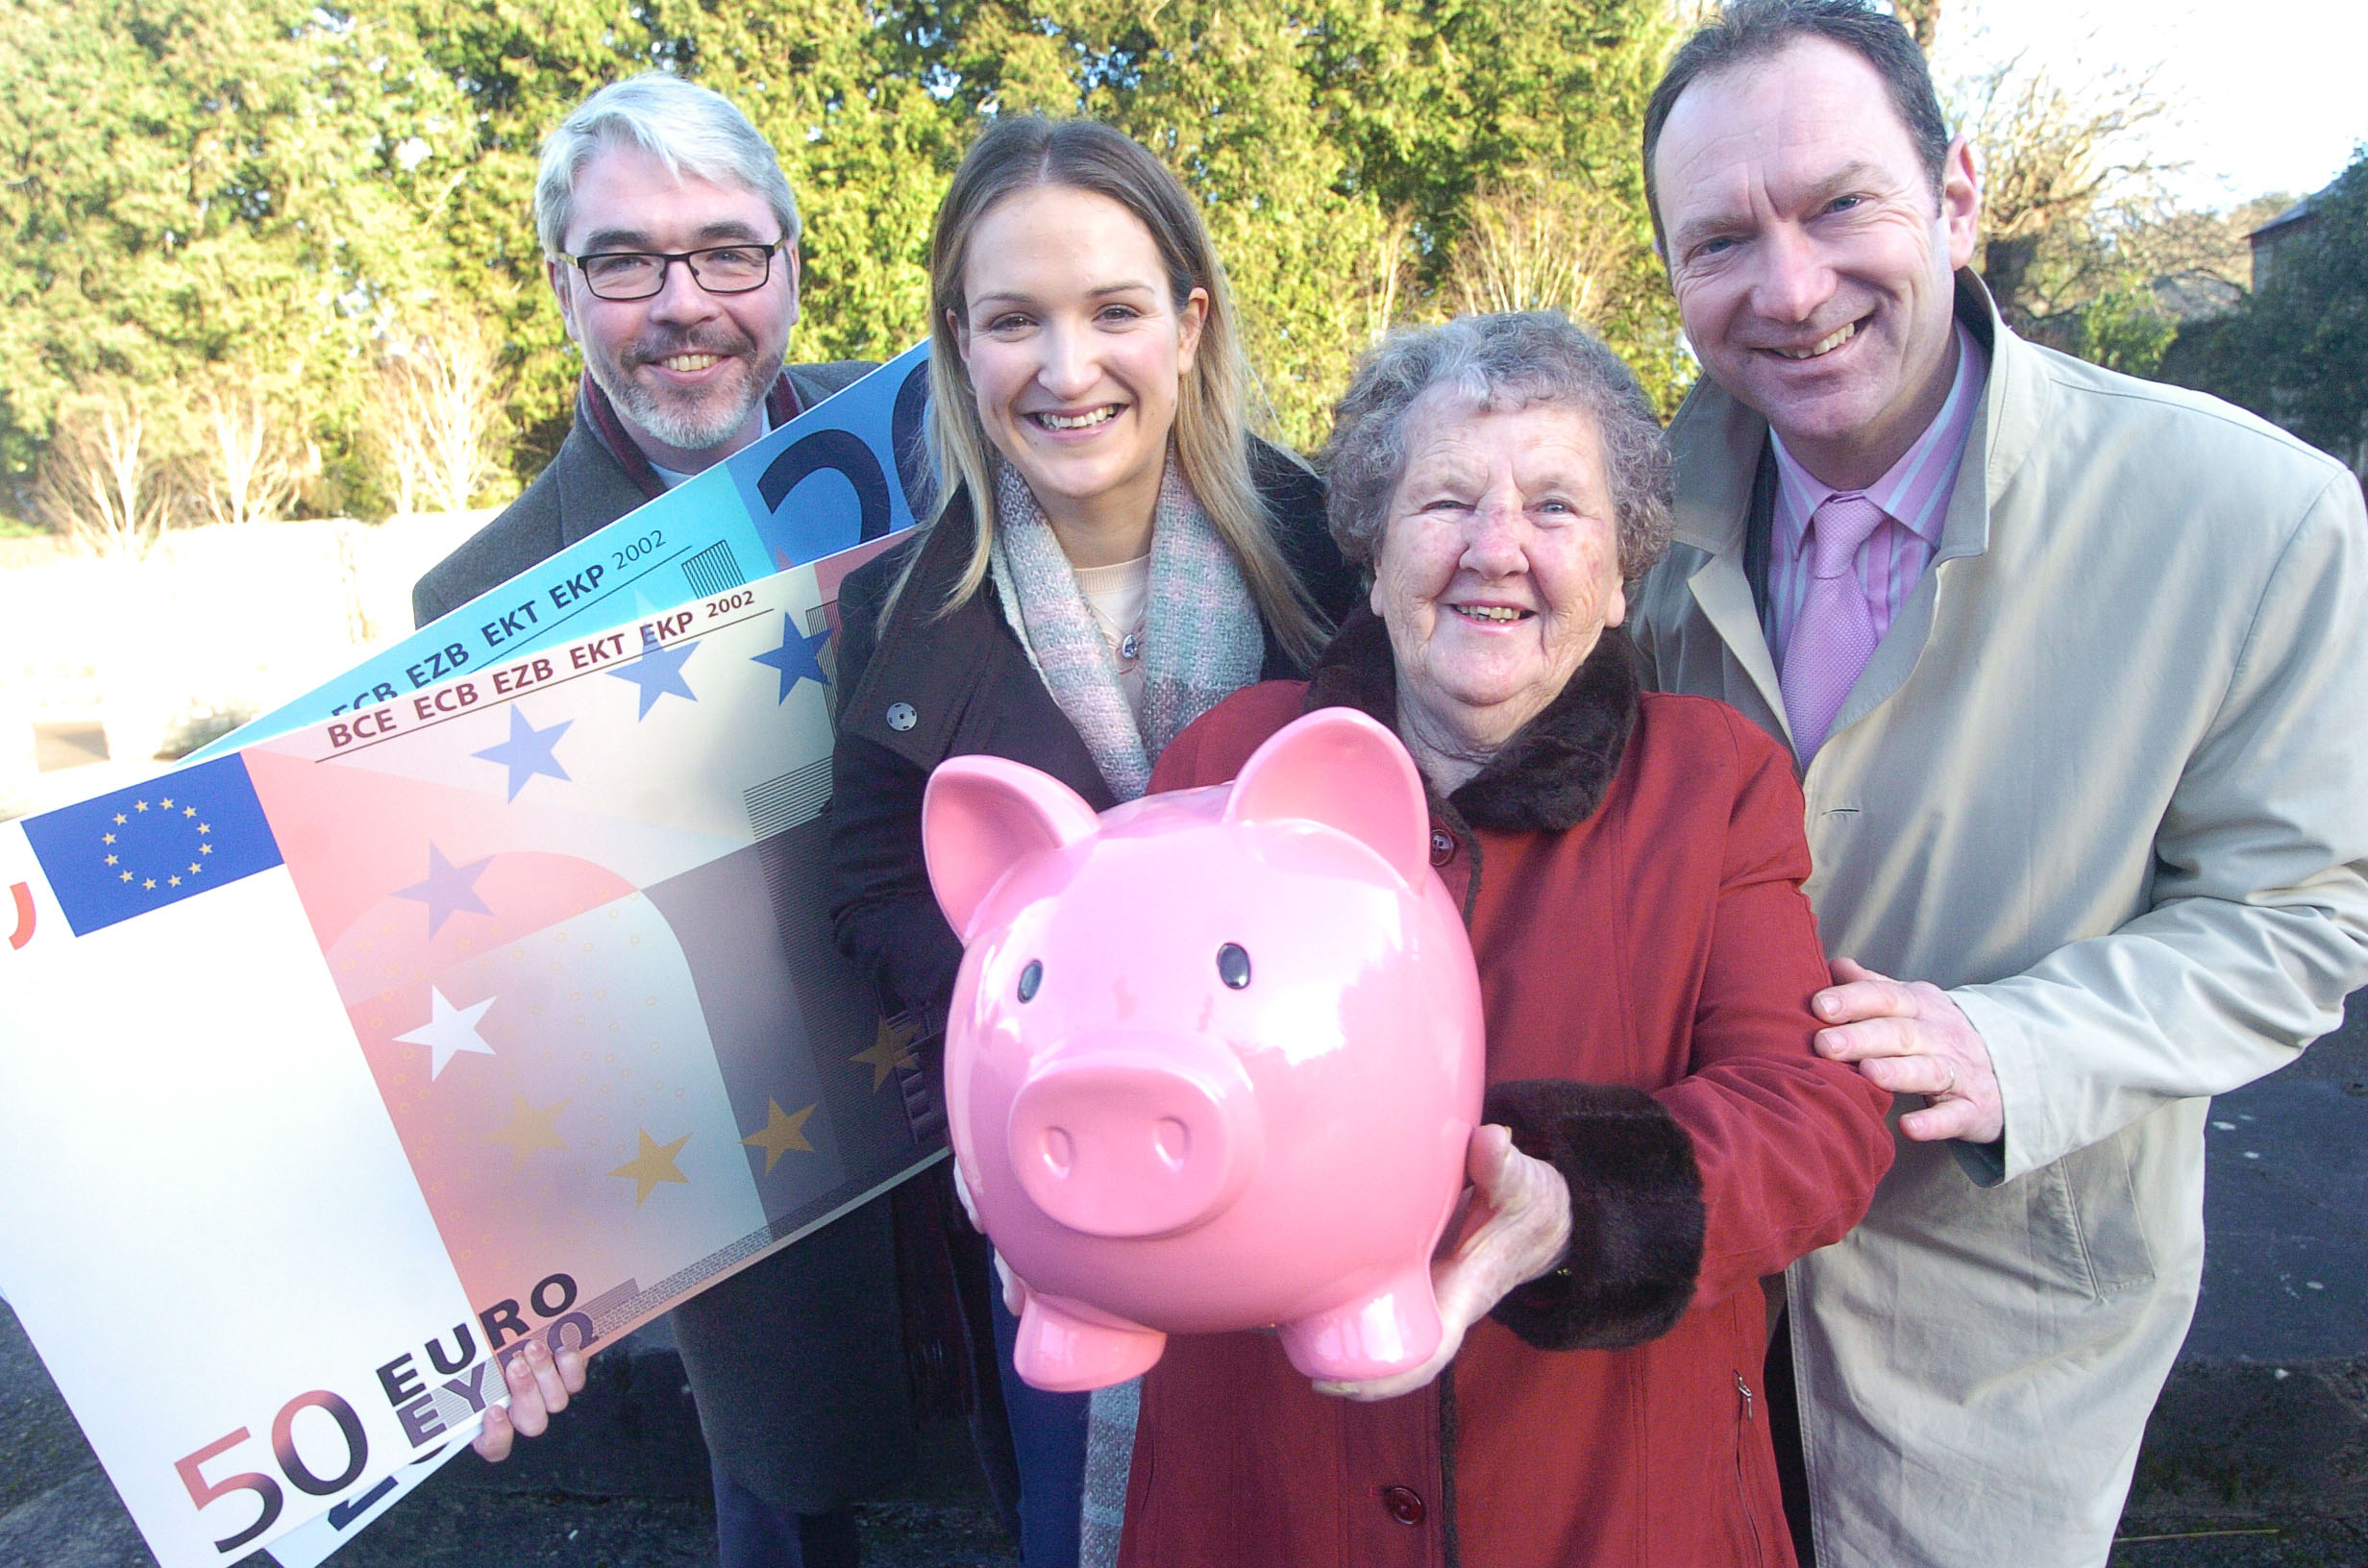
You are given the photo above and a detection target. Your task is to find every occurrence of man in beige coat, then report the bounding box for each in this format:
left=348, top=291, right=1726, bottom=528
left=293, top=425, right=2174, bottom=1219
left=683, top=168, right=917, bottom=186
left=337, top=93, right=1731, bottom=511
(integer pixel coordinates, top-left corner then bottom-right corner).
left=1626, top=4, right=2368, bottom=1565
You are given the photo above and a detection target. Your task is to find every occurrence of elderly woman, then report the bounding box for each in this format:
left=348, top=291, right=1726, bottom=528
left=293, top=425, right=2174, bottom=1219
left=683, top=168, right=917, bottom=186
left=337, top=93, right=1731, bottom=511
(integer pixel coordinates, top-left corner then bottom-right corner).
left=1119, top=312, right=1894, bottom=1567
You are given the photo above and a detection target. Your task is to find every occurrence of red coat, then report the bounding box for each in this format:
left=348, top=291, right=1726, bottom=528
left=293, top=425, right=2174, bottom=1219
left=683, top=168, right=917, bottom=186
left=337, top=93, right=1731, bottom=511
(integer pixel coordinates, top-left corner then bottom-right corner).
left=1119, top=616, right=1893, bottom=1568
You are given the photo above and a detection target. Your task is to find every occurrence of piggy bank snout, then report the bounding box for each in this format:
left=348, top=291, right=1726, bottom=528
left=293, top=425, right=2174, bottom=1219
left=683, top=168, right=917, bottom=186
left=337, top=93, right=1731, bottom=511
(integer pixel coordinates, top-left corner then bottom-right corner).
left=1005, top=1045, right=1262, bottom=1240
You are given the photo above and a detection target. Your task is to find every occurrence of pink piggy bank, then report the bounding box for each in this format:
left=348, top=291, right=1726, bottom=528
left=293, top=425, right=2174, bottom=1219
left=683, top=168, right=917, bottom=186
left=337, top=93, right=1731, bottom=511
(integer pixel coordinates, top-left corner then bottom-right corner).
left=921, top=707, right=1486, bottom=1393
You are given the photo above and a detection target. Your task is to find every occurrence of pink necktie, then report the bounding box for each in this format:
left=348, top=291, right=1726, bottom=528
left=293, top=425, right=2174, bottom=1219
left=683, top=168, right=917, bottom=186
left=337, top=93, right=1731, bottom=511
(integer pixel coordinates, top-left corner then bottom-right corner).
left=1783, top=493, right=1887, bottom=762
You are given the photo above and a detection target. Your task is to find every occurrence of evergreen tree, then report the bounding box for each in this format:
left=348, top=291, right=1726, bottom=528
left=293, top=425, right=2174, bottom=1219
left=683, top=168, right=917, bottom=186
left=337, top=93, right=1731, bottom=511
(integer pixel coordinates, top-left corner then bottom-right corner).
left=0, top=0, right=450, bottom=507
left=2168, top=152, right=2368, bottom=475
left=0, top=0, right=1686, bottom=514
left=886, top=0, right=1681, bottom=443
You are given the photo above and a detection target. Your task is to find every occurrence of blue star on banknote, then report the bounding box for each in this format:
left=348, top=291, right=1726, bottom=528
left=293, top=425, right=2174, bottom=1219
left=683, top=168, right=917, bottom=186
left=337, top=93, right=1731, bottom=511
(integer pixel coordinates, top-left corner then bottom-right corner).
left=609, top=632, right=700, bottom=720
left=751, top=616, right=833, bottom=702
left=393, top=845, right=493, bottom=937
left=473, top=708, right=573, bottom=801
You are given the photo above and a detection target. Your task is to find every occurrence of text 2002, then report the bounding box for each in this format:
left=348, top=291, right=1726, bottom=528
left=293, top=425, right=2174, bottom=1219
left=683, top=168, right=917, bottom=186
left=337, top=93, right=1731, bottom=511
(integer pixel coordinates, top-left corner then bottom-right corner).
left=611, top=530, right=663, bottom=567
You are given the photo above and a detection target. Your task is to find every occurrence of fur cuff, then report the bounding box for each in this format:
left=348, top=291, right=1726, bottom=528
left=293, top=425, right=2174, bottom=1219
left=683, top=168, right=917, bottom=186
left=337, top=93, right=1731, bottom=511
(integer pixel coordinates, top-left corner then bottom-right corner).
left=1483, top=1079, right=1704, bottom=1351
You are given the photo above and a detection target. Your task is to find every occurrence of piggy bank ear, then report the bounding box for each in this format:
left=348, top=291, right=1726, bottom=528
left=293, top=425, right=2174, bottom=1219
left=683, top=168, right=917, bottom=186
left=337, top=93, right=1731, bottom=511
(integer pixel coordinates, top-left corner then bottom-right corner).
left=1223, top=708, right=1430, bottom=887
left=924, top=756, right=1102, bottom=941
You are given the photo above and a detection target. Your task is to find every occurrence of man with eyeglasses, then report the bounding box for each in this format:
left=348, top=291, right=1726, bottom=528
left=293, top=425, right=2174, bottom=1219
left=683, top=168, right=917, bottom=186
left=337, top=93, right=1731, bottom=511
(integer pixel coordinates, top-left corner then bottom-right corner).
left=414, top=74, right=871, bottom=624
left=411, top=75, right=900, bottom=1568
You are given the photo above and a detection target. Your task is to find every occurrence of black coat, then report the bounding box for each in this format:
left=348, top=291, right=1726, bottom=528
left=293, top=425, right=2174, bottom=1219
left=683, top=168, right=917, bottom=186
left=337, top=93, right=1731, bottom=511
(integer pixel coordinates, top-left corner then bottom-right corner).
left=408, top=358, right=918, bottom=1518
left=826, top=443, right=1360, bottom=1032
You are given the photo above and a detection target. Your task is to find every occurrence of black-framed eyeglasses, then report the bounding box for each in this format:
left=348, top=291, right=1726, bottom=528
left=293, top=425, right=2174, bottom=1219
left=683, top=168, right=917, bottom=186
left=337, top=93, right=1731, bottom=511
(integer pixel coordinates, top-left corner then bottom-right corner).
left=562, top=239, right=787, bottom=301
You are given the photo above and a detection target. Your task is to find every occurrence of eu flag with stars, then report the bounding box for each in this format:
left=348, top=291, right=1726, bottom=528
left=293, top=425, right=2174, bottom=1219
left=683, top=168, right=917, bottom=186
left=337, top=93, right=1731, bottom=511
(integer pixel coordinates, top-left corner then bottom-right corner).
left=22, top=755, right=284, bottom=937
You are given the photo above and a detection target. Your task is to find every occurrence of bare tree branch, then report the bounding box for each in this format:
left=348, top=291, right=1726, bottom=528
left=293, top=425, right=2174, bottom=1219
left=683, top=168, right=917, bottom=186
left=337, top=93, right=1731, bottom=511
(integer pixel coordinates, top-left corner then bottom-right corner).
left=197, top=381, right=317, bottom=527
left=1445, top=171, right=1647, bottom=328
left=37, top=387, right=177, bottom=559
left=1955, top=51, right=2176, bottom=324
left=1890, top=0, right=1941, bottom=51
left=373, top=311, right=509, bottom=516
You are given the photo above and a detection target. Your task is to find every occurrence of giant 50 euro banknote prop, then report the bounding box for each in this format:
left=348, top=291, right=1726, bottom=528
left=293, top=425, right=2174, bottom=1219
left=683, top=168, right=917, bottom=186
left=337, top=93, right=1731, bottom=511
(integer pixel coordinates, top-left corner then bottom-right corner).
left=0, top=546, right=938, bottom=1568
left=191, top=341, right=930, bottom=760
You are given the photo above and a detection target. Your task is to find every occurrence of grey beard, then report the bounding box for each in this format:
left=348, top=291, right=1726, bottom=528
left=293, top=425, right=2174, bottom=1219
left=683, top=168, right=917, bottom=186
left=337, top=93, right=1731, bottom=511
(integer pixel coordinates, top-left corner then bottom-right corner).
left=598, top=358, right=771, bottom=457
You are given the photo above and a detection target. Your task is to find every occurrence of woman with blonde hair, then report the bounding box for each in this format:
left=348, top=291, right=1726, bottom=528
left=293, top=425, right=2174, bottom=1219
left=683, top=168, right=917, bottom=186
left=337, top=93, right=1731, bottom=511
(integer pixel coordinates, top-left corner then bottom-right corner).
left=826, top=114, right=1359, bottom=1566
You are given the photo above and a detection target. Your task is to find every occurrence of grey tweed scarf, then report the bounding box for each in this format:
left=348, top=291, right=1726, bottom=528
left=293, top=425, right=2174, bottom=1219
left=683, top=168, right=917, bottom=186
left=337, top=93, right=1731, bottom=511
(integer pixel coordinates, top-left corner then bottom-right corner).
left=990, top=458, right=1259, bottom=1560
left=989, top=458, right=1266, bottom=802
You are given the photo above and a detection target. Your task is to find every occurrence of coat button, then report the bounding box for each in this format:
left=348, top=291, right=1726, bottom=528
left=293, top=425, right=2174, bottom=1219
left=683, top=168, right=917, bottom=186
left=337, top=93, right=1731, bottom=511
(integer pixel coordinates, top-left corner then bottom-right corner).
left=885, top=701, right=917, bottom=732
left=1428, top=829, right=1454, bottom=866
left=1381, top=1484, right=1425, bottom=1525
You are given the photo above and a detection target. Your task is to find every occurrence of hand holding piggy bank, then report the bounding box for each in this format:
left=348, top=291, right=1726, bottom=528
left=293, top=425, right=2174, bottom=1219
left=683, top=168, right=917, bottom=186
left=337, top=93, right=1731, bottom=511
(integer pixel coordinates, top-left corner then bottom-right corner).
left=922, top=708, right=1486, bottom=1392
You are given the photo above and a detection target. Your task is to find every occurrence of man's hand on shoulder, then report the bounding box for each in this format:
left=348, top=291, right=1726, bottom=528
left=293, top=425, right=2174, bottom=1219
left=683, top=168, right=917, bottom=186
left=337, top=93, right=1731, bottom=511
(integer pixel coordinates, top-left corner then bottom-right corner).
left=1813, top=957, right=2004, bottom=1144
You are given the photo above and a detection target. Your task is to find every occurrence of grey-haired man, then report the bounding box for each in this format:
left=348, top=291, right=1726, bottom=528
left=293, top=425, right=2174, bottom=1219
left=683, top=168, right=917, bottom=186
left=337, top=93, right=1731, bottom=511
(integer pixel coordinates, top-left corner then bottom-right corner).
left=413, top=75, right=896, bottom=1568
left=414, top=73, right=870, bottom=622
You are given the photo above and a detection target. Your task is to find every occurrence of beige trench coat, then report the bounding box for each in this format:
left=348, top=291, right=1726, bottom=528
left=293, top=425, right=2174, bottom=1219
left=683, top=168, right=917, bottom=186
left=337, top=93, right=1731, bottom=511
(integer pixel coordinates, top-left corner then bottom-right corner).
left=1628, top=274, right=2368, bottom=1568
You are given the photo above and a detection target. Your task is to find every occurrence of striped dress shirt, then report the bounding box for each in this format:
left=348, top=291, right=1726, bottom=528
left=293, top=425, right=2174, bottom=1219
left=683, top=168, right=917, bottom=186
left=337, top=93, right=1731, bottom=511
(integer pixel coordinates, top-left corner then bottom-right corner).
left=1765, top=324, right=1987, bottom=676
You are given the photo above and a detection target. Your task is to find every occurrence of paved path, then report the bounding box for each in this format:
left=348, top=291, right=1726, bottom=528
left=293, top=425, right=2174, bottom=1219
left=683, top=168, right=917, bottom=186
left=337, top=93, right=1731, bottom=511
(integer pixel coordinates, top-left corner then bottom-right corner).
left=4, top=1001, right=2362, bottom=1568
left=2111, top=993, right=2368, bottom=1566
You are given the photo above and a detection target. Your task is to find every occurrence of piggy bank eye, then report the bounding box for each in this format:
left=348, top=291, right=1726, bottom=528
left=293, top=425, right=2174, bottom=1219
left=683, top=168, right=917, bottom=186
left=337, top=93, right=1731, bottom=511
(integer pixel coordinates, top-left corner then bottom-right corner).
left=1017, top=959, right=1044, bottom=1002
left=1216, top=943, right=1252, bottom=990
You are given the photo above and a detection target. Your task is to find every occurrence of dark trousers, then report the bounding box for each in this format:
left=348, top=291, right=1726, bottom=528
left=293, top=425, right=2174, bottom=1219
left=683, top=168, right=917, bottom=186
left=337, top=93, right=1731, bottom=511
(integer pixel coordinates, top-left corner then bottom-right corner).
left=713, top=1465, right=862, bottom=1568
left=1766, top=1310, right=1817, bottom=1568
left=990, top=1287, right=1093, bottom=1568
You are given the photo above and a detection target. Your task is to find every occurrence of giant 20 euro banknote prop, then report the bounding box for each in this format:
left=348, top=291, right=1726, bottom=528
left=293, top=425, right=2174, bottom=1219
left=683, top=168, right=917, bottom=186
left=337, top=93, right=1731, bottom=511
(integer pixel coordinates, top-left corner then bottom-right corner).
left=192, top=341, right=931, bottom=759
left=0, top=547, right=938, bottom=1568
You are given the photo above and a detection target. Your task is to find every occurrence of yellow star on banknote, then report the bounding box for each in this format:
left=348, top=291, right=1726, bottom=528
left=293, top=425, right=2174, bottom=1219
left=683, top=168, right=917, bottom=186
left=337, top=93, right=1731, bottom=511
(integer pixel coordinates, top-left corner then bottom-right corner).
left=851, top=1018, right=918, bottom=1091
left=485, top=1094, right=570, bottom=1172
left=741, top=1099, right=818, bottom=1173
left=608, top=1128, right=692, bottom=1205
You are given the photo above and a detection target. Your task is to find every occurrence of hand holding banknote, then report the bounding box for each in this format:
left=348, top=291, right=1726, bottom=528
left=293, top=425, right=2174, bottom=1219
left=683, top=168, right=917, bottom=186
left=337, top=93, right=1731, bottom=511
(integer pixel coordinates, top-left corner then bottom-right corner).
left=473, top=1336, right=587, bottom=1461
left=0, top=542, right=940, bottom=1568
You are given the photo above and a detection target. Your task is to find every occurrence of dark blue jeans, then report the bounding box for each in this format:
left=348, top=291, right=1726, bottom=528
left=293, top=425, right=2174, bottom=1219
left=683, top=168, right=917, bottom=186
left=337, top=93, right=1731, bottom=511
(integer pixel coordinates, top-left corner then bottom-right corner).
left=991, top=1288, right=1092, bottom=1568
left=712, top=1463, right=861, bottom=1568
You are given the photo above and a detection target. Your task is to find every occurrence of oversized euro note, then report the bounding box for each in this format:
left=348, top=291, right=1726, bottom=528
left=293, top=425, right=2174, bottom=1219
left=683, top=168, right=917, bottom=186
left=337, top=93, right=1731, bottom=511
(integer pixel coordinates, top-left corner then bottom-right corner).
left=190, top=341, right=930, bottom=760
left=0, top=542, right=936, bottom=1568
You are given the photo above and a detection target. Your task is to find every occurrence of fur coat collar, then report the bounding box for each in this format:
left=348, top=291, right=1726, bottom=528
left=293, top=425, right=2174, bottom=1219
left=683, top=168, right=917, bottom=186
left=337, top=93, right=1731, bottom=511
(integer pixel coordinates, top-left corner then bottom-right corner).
left=1302, top=607, right=1642, bottom=834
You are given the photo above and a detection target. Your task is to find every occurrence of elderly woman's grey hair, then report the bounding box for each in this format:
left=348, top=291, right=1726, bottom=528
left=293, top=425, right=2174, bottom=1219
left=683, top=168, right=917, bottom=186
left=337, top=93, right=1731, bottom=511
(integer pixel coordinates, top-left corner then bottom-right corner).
left=1323, top=312, right=1675, bottom=581
left=535, top=74, right=801, bottom=259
